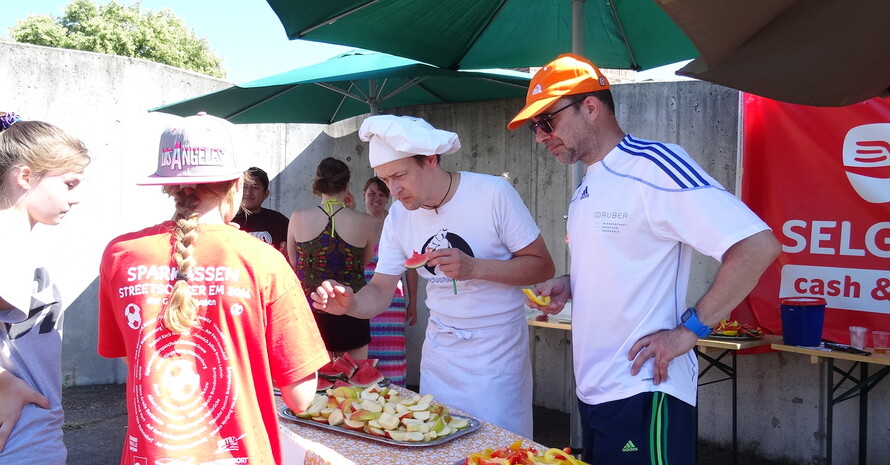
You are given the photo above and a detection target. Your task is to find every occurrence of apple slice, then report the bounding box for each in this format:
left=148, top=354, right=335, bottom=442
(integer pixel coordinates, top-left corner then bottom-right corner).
left=330, top=386, right=358, bottom=399
left=448, top=417, right=470, bottom=430
left=404, top=431, right=425, bottom=442
left=350, top=409, right=380, bottom=421
left=430, top=417, right=445, bottom=433
left=412, top=410, right=431, bottom=421
left=327, top=409, right=344, bottom=426
left=342, top=418, right=365, bottom=431
left=306, top=403, right=324, bottom=417
left=385, top=430, right=407, bottom=442
left=365, top=425, right=386, bottom=437
left=361, top=399, right=383, bottom=413
left=377, top=412, right=400, bottom=430
left=401, top=418, right=423, bottom=432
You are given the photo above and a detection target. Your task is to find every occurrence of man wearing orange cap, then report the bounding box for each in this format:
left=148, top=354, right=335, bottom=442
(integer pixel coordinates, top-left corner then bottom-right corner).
left=509, top=54, right=781, bottom=463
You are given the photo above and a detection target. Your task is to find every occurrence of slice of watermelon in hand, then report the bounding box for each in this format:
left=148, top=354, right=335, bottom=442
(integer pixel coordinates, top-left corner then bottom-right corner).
left=404, top=250, right=429, bottom=269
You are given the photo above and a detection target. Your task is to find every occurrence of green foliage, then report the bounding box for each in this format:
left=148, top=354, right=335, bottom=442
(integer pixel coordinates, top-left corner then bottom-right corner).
left=9, top=0, right=226, bottom=78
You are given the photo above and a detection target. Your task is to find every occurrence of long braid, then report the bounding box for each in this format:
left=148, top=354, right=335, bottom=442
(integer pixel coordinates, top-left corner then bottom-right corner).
left=162, top=186, right=201, bottom=332
left=160, top=179, right=241, bottom=332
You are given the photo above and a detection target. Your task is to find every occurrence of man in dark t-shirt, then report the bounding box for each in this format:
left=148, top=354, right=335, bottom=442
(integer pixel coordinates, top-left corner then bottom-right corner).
left=232, top=167, right=289, bottom=255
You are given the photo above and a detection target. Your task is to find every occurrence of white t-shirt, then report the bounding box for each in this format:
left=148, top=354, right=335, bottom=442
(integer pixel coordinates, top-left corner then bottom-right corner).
left=0, top=242, right=67, bottom=464
left=568, top=135, right=769, bottom=407
left=376, top=171, right=541, bottom=329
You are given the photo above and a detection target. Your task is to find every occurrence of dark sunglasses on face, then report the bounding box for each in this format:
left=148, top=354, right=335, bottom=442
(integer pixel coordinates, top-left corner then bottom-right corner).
left=528, top=99, right=583, bottom=134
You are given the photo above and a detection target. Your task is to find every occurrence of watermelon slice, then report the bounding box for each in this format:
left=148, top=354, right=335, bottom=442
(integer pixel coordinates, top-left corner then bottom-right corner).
left=316, top=377, right=334, bottom=391
left=355, top=358, right=379, bottom=368
left=404, top=250, right=428, bottom=269
left=340, top=352, right=359, bottom=370
left=348, top=362, right=385, bottom=387
left=317, top=360, right=344, bottom=379
left=330, top=356, right=357, bottom=378
left=332, top=379, right=353, bottom=389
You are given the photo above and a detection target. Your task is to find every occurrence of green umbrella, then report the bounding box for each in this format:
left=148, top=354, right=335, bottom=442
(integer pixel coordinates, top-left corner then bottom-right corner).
left=265, top=0, right=698, bottom=71
left=150, top=50, right=531, bottom=124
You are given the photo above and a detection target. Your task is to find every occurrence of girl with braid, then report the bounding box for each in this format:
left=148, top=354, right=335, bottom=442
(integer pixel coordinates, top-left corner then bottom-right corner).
left=97, top=113, right=328, bottom=465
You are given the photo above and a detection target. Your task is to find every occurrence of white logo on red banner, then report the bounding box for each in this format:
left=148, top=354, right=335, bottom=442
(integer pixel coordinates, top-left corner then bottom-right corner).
left=843, top=123, right=890, bottom=203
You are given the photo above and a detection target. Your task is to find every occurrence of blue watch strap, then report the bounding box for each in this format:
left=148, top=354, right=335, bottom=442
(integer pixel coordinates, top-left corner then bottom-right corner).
left=682, top=307, right=713, bottom=338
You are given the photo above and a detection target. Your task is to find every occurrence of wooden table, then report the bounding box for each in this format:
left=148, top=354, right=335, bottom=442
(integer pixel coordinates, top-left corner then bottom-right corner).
left=524, top=313, right=580, bottom=452
left=696, top=335, right=780, bottom=465
left=770, top=343, right=890, bottom=465
left=276, top=386, right=545, bottom=465
left=524, top=312, right=778, bottom=464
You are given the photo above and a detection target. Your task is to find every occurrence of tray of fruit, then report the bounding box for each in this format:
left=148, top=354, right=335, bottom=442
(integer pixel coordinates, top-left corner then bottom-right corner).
left=454, top=441, right=589, bottom=464
left=710, top=319, right=763, bottom=340
left=279, top=383, right=480, bottom=447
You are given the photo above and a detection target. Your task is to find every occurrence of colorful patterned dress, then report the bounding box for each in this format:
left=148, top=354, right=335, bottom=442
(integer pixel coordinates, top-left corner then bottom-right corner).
left=295, top=206, right=369, bottom=352
left=364, top=244, right=407, bottom=386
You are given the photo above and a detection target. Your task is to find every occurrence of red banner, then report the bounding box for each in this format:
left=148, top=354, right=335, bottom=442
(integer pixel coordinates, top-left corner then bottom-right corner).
left=740, top=95, right=890, bottom=345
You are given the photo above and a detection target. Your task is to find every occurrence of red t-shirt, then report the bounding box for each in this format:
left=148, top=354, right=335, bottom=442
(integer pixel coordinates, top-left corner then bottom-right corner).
left=98, top=222, right=327, bottom=465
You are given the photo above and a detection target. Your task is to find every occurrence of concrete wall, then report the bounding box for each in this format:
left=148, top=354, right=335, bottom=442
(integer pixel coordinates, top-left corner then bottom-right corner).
left=3, top=41, right=887, bottom=464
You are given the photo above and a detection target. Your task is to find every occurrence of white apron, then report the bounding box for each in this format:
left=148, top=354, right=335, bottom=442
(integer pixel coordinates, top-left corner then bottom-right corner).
left=419, top=315, right=533, bottom=438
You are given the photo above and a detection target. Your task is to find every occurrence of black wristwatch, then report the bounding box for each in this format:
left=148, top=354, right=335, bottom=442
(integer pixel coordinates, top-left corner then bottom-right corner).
left=681, top=307, right=713, bottom=338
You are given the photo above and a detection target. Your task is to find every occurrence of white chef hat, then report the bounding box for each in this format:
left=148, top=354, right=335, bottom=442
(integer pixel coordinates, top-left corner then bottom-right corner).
left=359, top=115, right=461, bottom=168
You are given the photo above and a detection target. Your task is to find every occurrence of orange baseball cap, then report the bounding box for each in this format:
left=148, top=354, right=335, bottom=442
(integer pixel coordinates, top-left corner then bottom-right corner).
left=507, top=54, right=610, bottom=130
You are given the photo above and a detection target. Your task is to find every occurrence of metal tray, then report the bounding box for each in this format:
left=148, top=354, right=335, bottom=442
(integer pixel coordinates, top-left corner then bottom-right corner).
left=278, top=406, right=481, bottom=447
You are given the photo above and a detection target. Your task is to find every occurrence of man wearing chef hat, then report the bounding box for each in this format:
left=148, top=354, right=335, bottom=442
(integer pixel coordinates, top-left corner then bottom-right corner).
left=312, top=114, right=555, bottom=438
left=508, top=54, right=781, bottom=463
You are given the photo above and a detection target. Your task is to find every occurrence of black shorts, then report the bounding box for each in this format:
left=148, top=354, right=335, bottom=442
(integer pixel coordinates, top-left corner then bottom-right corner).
left=578, top=391, right=695, bottom=464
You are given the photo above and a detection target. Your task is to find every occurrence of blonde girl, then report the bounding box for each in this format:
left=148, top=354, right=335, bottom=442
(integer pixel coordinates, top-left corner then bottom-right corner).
left=0, top=121, right=89, bottom=463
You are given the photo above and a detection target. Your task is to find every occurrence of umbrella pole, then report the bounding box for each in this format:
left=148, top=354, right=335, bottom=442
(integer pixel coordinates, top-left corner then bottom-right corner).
left=369, top=79, right=379, bottom=115
left=572, top=0, right=584, bottom=56
left=571, top=0, right=586, bottom=192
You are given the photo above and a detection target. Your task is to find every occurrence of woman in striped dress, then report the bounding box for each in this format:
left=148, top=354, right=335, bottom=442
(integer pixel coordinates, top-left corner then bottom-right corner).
left=362, top=177, right=417, bottom=386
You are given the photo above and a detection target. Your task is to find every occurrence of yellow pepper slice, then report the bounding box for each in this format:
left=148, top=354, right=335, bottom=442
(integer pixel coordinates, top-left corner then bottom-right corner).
left=522, top=288, right=551, bottom=306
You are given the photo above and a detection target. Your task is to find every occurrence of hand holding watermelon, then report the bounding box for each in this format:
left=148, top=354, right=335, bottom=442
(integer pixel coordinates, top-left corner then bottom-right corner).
left=423, top=247, right=476, bottom=282
left=404, top=249, right=461, bottom=295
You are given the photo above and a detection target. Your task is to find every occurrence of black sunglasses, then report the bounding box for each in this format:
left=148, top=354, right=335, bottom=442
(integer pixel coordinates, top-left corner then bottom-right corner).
left=528, top=99, right=583, bottom=134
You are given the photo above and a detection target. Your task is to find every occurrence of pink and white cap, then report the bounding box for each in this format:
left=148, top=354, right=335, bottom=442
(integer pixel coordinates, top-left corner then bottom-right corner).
left=138, top=112, right=245, bottom=186
left=359, top=115, right=461, bottom=168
